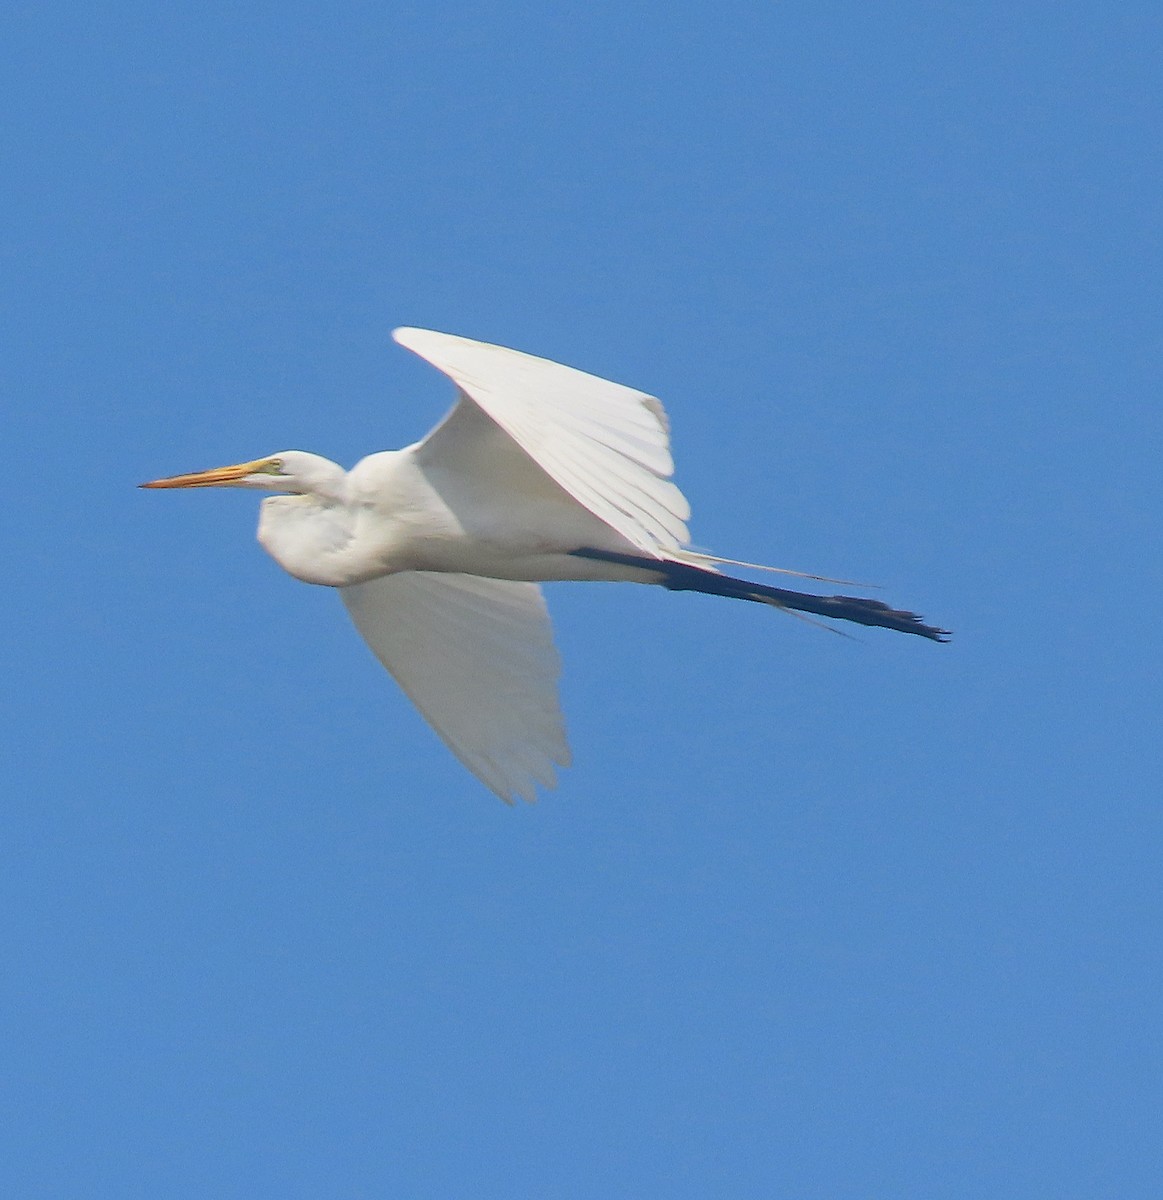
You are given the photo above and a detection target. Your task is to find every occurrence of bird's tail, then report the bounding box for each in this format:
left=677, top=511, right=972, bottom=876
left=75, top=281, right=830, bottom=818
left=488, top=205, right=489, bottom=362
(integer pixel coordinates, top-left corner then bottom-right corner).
left=570, top=548, right=950, bottom=642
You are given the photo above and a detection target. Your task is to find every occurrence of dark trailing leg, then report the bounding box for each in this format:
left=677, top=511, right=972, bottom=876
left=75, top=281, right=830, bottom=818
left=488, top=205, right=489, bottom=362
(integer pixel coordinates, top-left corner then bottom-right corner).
left=570, top=548, right=950, bottom=643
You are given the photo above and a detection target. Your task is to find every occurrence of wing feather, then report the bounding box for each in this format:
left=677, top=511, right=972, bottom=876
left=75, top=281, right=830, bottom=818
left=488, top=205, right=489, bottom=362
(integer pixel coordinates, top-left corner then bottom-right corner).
left=532, top=434, right=690, bottom=547
left=341, top=571, right=570, bottom=804
left=394, top=327, right=690, bottom=555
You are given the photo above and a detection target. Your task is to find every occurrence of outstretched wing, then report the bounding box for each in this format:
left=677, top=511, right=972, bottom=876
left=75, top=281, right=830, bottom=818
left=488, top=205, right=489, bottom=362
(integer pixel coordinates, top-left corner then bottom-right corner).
left=394, top=326, right=691, bottom=556
left=340, top=571, right=570, bottom=804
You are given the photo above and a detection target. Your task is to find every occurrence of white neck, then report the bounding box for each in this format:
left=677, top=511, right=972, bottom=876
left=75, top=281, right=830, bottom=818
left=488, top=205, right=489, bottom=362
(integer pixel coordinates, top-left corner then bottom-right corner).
left=257, top=495, right=363, bottom=587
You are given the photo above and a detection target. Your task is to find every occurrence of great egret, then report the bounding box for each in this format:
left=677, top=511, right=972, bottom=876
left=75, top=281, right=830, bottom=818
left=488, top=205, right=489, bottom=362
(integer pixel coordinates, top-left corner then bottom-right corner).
left=143, top=328, right=948, bottom=803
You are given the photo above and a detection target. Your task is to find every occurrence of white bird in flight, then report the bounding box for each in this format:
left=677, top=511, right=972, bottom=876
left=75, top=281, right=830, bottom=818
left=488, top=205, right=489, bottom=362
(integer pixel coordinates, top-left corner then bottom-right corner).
left=143, top=328, right=947, bottom=802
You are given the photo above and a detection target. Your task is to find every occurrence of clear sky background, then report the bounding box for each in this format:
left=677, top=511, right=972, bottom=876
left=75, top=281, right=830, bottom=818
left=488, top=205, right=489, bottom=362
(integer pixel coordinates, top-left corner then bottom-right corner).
left=3, top=3, right=1160, bottom=1197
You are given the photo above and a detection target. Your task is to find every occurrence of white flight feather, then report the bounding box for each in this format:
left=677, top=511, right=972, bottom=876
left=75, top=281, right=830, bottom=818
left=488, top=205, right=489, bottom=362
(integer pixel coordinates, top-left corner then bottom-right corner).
left=394, top=327, right=691, bottom=556
left=340, top=571, right=570, bottom=805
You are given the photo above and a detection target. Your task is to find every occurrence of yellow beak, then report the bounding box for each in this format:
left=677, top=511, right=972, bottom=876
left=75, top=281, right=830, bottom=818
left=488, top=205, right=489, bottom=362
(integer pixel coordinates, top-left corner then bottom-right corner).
left=139, top=458, right=273, bottom=489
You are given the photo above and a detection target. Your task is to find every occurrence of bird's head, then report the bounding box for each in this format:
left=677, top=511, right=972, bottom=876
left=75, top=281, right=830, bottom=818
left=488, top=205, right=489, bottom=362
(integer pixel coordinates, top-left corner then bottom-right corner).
left=140, top=451, right=345, bottom=498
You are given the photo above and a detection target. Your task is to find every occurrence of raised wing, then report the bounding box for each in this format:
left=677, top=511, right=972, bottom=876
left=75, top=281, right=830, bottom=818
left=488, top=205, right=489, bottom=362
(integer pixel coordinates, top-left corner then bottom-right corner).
left=394, top=327, right=691, bottom=556
left=340, top=571, right=570, bottom=804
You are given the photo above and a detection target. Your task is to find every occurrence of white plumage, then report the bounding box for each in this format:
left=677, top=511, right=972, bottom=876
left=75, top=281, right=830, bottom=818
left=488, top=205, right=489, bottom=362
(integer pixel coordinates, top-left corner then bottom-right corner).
left=397, top=327, right=690, bottom=556
left=143, top=328, right=947, bottom=803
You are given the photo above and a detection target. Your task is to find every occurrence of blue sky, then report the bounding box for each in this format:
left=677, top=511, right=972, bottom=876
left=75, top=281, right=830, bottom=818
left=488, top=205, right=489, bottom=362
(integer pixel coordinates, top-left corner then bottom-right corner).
left=3, top=3, right=1160, bottom=1196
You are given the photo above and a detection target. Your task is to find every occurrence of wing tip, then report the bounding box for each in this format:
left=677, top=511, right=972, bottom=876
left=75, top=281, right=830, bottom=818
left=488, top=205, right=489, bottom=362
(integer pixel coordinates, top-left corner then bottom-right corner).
left=392, top=325, right=423, bottom=348
left=393, top=325, right=478, bottom=363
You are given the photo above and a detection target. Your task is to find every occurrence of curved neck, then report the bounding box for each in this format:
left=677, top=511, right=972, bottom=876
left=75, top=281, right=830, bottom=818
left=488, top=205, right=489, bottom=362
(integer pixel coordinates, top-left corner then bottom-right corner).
left=257, top=495, right=359, bottom=586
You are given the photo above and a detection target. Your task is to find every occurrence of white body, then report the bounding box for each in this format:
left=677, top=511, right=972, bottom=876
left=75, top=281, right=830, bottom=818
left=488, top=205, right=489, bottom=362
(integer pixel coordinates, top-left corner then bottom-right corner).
left=257, top=447, right=662, bottom=589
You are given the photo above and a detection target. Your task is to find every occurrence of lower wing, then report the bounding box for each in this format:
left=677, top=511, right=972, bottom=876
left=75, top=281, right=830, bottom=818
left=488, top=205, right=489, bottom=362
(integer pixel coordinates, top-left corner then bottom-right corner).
left=340, top=571, right=571, bottom=803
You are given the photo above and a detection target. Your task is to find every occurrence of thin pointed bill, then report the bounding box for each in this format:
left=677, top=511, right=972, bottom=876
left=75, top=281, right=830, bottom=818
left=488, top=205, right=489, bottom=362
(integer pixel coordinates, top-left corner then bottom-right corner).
left=139, top=458, right=272, bottom=489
